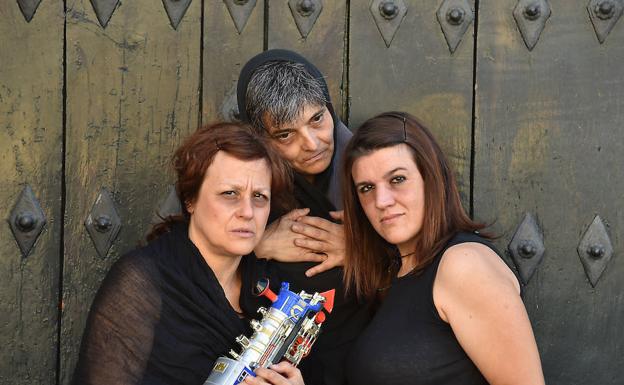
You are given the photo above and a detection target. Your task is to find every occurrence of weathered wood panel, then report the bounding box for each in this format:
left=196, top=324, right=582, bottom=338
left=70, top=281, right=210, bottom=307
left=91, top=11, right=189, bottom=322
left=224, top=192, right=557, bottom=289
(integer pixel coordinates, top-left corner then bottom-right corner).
left=474, top=1, right=624, bottom=383
left=61, top=0, right=201, bottom=383
left=0, top=1, right=63, bottom=384
left=267, top=0, right=348, bottom=119
left=349, top=0, right=475, bottom=202
left=203, top=0, right=264, bottom=122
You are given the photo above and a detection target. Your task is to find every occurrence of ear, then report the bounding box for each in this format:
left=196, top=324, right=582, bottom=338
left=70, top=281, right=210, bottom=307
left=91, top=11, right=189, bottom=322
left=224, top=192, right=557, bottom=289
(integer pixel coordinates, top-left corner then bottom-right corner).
left=185, top=200, right=194, bottom=215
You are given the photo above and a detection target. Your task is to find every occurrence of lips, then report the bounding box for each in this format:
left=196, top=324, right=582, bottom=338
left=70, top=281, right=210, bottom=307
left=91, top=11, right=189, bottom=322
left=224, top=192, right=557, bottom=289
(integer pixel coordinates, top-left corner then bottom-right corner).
left=380, top=213, right=404, bottom=224
left=231, top=228, right=255, bottom=238
left=303, top=149, right=327, bottom=164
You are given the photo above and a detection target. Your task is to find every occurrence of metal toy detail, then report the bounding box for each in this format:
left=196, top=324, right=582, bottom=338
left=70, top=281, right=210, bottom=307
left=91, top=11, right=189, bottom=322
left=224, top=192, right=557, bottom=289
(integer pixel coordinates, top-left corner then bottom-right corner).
left=203, top=279, right=335, bottom=385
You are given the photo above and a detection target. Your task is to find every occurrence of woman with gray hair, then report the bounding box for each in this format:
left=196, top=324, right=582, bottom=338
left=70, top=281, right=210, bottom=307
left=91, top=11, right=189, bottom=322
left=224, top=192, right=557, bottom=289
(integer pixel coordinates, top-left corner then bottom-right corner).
left=237, top=50, right=371, bottom=385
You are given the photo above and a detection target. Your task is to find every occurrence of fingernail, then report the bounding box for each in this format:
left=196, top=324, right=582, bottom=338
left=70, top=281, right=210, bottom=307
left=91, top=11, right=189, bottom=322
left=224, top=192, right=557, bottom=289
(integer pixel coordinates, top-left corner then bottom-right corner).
left=292, top=224, right=301, bottom=231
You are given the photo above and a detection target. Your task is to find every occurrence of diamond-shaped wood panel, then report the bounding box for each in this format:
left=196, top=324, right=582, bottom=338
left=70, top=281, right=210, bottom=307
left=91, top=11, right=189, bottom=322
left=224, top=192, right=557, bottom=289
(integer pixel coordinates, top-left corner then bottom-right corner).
left=8, top=185, right=46, bottom=257
left=587, top=0, right=623, bottom=43
left=155, top=185, right=182, bottom=220
left=508, top=212, right=545, bottom=284
left=513, top=0, right=551, bottom=51
left=224, top=0, right=258, bottom=34
left=84, top=188, right=121, bottom=258
left=288, top=0, right=323, bottom=38
left=162, top=0, right=192, bottom=30
left=577, top=215, right=614, bottom=287
left=90, top=0, right=120, bottom=28
left=370, top=0, right=407, bottom=47
left=220, top=83, right=241, bottom=121
left=436, top=0, right=474, bottom=54
left=17, top=0, right=42, bottom=22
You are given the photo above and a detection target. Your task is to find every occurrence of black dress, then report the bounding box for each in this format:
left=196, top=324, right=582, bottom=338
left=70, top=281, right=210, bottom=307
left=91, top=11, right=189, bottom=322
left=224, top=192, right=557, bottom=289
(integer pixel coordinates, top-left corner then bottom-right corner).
left=72, top=222, right=276, bottom=385
left=237, top=49, right=372, bottom=385
left=346, top=232, right=498, bottom=385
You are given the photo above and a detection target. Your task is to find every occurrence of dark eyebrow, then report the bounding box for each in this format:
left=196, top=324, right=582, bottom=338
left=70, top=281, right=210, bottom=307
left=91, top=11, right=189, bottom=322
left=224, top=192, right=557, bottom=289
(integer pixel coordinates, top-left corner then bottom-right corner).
left=384, top=167, right=407, bottom=178
left=309, top=107, right=326, bottom=122
left=354, top=167, right=407, bottom=188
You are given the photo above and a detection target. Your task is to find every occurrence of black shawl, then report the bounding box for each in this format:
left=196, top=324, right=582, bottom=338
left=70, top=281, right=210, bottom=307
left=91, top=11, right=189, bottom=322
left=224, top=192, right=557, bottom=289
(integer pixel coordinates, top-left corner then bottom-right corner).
left=72, top=222, right=274, bottom=385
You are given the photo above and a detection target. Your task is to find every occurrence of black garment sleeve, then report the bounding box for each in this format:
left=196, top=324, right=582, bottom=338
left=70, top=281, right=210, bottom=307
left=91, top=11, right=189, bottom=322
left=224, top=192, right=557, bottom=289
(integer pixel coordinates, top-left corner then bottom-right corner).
left=72, top=253, right=162, bottom=385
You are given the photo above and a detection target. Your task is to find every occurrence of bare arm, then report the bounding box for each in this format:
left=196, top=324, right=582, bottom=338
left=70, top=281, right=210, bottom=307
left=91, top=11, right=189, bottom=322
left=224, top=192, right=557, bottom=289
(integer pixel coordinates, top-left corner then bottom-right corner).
left=434, top=242, right=545, bottom=385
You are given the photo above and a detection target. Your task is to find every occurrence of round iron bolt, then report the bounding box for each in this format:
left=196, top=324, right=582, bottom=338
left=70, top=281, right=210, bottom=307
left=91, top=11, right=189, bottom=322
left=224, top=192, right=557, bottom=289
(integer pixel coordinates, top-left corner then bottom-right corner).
left=94, top=215, right=113, bottom=233
left=446, top=7, right=465, bottom=25
left=297, top=0, right=316, bottom=16
left=523, top=3, right=541, bottom=20
left=596, top=1, right=615, bottom=20
left=518, top=240, right=537, bottom=258
left=379, top=1, right=399, bottom=20
left=15, top=212, right=37, bottom=232
left=587, top=245, right=606, bottom=259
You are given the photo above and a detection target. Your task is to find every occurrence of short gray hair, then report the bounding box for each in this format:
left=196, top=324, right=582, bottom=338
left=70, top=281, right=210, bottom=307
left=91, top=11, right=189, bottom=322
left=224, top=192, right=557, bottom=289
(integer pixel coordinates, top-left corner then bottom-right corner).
left=244, top=60, right=327, bottom=133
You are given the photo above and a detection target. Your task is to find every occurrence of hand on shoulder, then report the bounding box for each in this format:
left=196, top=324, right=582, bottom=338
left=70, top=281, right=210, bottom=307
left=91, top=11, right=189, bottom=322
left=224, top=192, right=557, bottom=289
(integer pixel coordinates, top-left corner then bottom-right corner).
left=254, top=208, right=325, bottom=264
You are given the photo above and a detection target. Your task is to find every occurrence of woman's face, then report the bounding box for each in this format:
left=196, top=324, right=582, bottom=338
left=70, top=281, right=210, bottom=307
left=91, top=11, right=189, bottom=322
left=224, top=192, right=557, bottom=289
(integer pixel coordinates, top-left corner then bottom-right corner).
left=187, top=151, right=272, bottom=259
left=351, top=144, right=425, bottom=255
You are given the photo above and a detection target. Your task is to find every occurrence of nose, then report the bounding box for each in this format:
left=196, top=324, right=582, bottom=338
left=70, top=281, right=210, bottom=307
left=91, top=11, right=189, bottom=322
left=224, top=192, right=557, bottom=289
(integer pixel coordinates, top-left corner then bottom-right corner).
left=299, top=127, right=319, bottom=151
left=237, top=197, right=254, bottom=219
left=375, top=185, right=395, bottom=209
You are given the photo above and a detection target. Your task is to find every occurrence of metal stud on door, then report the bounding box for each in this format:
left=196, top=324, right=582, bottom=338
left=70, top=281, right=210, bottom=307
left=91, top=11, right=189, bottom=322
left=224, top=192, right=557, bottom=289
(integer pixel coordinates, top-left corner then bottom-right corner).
left=8, top=185, right=47, bottom=258
left=436, top=0, right=474, bottom=54
left=513, top=0, right=551, bottom=51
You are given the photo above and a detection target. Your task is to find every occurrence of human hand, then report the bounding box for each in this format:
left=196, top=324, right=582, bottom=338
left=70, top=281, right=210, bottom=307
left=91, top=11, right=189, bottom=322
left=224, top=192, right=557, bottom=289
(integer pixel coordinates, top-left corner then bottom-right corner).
left=243, top=362, right=304, bottom=385
left=291, top=210, right=345, bottom=277
left=254, top=208, right=326, bottom=264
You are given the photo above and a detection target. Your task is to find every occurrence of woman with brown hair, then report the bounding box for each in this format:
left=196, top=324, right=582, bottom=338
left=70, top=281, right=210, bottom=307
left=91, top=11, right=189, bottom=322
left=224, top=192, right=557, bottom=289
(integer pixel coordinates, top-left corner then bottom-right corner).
left=341, top=112, right=544, bottom=385
left=73, top=122, right=303, bottom=385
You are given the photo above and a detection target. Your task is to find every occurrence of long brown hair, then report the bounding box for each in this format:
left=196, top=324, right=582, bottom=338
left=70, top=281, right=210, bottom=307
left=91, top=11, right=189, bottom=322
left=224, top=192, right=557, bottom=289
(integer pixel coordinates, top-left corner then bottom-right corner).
left=342, top=112, right=486, bottom=301
left=147, top=121, right=293, bottom=241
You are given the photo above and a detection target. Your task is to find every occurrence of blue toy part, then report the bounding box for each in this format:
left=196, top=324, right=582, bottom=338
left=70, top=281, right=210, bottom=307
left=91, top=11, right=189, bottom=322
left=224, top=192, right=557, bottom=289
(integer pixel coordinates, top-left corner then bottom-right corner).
left=272, top=282, right=324, bottom=321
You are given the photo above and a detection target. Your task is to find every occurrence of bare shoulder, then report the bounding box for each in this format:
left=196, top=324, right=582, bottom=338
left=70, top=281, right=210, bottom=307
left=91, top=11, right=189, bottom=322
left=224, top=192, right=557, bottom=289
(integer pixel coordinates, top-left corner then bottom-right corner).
left=434, top=242, right=521, bottom=322
left=439, top=242, right=519, bottom=292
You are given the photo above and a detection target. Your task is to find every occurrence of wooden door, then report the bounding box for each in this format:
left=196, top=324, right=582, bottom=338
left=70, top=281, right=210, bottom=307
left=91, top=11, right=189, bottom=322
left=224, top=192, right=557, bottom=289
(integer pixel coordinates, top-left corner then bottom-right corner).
left=349, top=0, right=476, bottom=207
left=60, top=0, right=201, bottom=382
left=474, top=1, right=624, bottom=383
left=0, top=1, right=63, bottom=384
left=2, top=1, right=624, bottom=384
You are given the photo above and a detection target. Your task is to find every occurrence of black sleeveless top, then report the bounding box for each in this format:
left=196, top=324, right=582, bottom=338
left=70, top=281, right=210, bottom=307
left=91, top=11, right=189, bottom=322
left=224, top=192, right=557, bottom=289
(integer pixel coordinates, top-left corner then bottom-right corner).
left=346, top=232, right=498, bottom=385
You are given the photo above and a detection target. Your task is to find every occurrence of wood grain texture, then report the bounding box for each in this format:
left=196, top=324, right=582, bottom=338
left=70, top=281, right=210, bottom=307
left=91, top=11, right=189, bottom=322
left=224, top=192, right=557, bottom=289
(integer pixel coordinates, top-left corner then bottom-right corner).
left=349, top=0, right=475, bottom=205
left=268, top=0, right=348, bottom=120
left=474, top=1, right=624, bottom=383
left=61, top=0, right=200, bottom=382
left=0, top=1, right=63, bottom=384
left=202, top=0, right=264, bottom=123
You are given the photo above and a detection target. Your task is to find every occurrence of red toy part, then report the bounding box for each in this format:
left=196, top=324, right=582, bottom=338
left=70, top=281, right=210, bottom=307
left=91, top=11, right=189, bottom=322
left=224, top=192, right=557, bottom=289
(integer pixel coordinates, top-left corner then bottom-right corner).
left=320, top=289, right=335, bottom=313
left=314, top=311, right=326, bottom=324
left=255, top=280, right=278, bottom=302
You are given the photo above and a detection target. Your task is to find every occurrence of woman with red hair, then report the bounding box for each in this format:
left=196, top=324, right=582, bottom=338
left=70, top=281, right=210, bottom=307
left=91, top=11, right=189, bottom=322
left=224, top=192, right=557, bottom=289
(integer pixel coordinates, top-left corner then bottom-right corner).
left=73, top=122, right=302, bottom=385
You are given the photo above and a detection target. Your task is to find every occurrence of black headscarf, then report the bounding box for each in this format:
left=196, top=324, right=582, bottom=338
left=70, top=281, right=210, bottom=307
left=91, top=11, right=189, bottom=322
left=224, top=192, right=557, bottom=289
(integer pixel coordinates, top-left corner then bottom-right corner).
left=237, top=49, right=352, bottom=220
left=72, top=222, right=275, bottom=385
left=236, top=50, right=371, bottom=385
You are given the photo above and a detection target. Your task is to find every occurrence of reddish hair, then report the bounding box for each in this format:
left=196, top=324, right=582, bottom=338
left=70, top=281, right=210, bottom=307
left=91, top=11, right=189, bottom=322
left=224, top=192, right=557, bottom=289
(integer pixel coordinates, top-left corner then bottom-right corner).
left=342, top=112, right=487, bottom=301
left=148, top=121, right=293, bottom=240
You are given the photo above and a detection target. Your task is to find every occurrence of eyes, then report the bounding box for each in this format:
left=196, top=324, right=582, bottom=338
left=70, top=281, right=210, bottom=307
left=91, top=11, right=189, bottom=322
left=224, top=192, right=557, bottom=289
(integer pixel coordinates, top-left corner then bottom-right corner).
left=220, top=190, right=270, bottom=205
left=357, top=175, right=407, bottom=194
left=271, top=109, right=326, bottom=143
